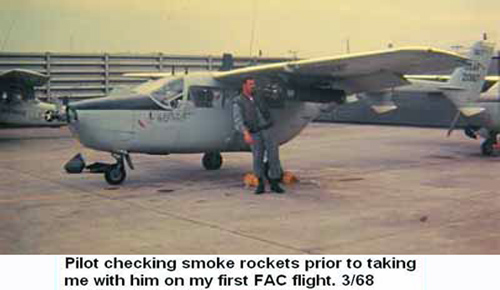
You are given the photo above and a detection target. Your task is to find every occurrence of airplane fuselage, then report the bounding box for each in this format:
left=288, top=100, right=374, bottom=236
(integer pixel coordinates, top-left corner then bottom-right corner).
left=388, top=80, right=500, bottom=134
left=0, top=99, right=63, bottom=128
left=68, top=73, right=327, bottom=154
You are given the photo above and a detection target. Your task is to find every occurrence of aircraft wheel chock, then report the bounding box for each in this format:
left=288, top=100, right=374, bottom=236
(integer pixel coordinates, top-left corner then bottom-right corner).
left=202, top=152, right=223, bottom=170
left=243, top=173, right=259, bottom=187
left=282, top=171, right=299, bottom=185
left=104, top=164, right=127, bottom=185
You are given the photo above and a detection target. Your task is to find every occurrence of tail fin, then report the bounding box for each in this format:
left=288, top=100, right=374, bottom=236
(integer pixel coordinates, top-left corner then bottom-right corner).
left=442, top=40, right=495, bottom=116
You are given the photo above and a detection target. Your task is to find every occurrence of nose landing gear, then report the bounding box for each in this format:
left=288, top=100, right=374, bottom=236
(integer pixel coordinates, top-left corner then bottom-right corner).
left=64, top=151, right=134, bottom=185
left=104, top=163, right=126, bottom=185
left=104, top=153, right=134, bottom=185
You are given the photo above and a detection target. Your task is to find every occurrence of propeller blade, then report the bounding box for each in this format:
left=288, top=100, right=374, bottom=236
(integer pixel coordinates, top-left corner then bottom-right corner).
left=447, top=111, right=461, bottom=137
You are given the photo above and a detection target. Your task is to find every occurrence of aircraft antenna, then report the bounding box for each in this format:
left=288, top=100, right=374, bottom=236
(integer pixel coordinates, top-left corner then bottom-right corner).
left=1, top=18, right=16, bottom=52
left=249, top=0, right=258, bottom=56
left=70, top=34, right=74, bottom=52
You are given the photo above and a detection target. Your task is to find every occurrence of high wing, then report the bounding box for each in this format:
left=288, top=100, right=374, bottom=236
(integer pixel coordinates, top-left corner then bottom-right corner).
left=0, top=69, right=49, bottom=87
left=405, top=75, right=499, bottom=93
left=213, top=47, right=468, bottom=95
left=0, top=69, right=49, bottom=100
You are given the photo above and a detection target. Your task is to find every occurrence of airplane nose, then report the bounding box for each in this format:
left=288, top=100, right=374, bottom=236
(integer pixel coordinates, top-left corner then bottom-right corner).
left=66, top=95, right=133, bottom=138
left=66, top=94, right=157, bottom=152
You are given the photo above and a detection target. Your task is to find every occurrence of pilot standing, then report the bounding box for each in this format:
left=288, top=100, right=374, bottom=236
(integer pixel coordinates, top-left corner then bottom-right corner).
left=233, top=77, right=285, bottom=194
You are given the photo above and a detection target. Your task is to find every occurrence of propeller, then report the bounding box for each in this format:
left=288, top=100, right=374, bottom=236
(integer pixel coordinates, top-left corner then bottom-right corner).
left=44, top=95, right=69, bottom=122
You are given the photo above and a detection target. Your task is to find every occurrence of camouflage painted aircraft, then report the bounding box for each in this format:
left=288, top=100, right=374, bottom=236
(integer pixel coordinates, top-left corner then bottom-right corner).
left=0, top=69, right=64, bottom=127
left=60, top=46, right=468, bottom=184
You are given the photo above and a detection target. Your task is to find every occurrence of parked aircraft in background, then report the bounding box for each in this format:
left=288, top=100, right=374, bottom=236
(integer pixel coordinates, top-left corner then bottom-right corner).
left=440, top=42, right=499, bottom=155
left=357, top=41, right=497, bottom=155
left=0, top=69, right=64, bottom=127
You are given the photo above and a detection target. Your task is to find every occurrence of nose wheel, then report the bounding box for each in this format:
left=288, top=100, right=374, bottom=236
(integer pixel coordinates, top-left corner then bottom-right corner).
left=104, top=152, right=134, bottom=185
left=202, top=152, right=223, bottom=170
left=104, top=163, right=127, bottom=185
left=64, top=151, right=133, bottom=185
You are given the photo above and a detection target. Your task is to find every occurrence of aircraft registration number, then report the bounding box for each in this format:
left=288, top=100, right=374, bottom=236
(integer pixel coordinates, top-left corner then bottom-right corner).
left=148, top=110, right=190, bottom=123
left=461, top=72, right=480, bottom=82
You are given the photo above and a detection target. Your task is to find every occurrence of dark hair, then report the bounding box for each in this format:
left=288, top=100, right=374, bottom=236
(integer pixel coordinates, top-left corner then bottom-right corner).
left=242, top=76, right=255, bottom=84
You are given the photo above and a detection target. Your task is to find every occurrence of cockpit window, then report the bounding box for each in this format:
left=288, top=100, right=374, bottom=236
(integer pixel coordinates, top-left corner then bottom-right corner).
left=189, top=86, right=222, bottom=108
left=138, top=77, right=184, bottom=110
left=152, top=78, right=183, bottom=102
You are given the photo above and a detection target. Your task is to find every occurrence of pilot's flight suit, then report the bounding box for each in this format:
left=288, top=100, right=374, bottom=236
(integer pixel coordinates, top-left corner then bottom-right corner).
left=233, top=93, right=284, bottom=193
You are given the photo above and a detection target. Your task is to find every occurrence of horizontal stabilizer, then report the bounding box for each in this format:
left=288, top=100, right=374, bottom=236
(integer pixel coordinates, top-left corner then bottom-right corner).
left=458, top=107, right=485, bottom=117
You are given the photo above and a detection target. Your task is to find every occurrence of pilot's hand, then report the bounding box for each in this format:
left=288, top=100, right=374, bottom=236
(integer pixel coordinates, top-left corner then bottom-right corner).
left=243, top=130, right=254, bottom=145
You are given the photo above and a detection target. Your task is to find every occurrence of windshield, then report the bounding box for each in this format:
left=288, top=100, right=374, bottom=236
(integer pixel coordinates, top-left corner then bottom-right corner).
left=134, top=77, right=184, bottom=110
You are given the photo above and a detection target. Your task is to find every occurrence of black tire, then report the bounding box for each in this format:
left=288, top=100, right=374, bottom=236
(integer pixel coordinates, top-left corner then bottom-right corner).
left=202, top=152, right=223, bottom=170
left=481, top=139, right=494, bottom=156
left=104, top=164, right=126, bottom=185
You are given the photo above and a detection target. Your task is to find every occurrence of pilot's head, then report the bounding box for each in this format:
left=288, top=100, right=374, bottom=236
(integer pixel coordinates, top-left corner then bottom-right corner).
left=242, top=77, right=256, bottom=97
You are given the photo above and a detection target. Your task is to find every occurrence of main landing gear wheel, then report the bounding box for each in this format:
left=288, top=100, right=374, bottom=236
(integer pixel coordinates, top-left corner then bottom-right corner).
left=104, top=164, right=127, bottom=185
left=202, top=152, right=223, bottom=170
left=481, top=139, right=495, bottom=156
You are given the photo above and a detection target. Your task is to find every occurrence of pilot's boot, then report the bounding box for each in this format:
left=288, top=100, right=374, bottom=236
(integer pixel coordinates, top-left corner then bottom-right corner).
left=270, top=179, right=285, bottom=194
left=255, top=178, right=265, bottom=194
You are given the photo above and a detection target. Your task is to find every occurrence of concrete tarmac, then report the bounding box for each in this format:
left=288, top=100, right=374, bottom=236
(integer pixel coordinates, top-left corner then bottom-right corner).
left=1, top=123, right=499, bottom=254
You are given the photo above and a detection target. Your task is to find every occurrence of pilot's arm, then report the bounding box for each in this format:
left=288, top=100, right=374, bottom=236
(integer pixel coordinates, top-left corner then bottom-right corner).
left=232, top=101, right=254, bottom=145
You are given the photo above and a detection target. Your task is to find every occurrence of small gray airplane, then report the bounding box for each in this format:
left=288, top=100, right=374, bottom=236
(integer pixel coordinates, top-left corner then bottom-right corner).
left=0, top=69, right=64, bottom=127
left=365, top=40, right=497, bottom=155
left=61, top=46, right=468, bottom=185
left=440, top=41, right=500, bottom=156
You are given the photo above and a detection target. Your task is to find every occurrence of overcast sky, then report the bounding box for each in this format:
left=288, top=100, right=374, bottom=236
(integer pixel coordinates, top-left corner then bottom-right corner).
left=1, top=0, right=498, bottom=57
